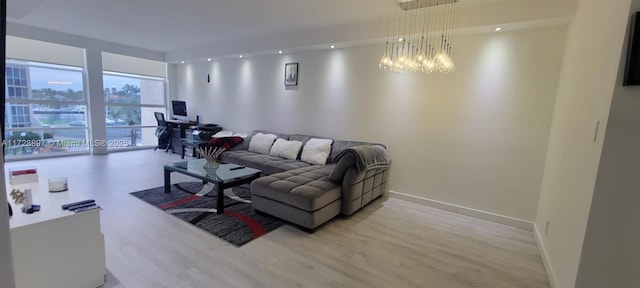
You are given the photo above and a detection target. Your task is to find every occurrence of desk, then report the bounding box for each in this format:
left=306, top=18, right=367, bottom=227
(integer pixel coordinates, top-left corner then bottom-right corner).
left=181, top=138, right=210, bottom=159
left=165, top=119, right=195, bottom=126
left=164, top=120, right=195, bottom=154
left=7, top=179, right=106, bottom=288
left=165, top=122, right=222, bottom=156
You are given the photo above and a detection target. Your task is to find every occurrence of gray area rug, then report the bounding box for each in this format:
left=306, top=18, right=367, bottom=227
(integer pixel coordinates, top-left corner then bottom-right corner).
left=130, top=182, right=286, bottom=246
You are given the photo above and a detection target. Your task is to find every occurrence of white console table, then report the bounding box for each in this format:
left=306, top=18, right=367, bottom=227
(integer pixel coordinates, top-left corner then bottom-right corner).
left=7, top=180, right=106, bottom=288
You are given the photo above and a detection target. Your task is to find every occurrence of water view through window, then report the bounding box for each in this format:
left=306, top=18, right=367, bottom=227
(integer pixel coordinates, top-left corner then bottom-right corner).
left=3, top=61, right=167, bottom=158
left=4, top=61, right=89, bottom=158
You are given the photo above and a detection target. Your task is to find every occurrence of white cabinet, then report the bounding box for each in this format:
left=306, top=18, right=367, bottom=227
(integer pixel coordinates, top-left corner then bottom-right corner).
left=8, top=181, right=106, bottom=288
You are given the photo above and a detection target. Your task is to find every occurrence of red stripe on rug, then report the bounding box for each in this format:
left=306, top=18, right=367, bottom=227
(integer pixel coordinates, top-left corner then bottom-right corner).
left=224, top=211, right=267, bottom=238
left=158, top=195, right=199, bottom=209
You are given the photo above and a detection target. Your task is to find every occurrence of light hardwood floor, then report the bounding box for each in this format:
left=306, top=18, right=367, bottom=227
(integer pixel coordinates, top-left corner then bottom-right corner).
left=7, top=150, right=550, bottom=288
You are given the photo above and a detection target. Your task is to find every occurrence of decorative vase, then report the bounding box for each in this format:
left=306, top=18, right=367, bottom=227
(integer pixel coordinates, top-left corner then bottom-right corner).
left=197, top=146, right=226, bottom=169
left=203, top=160, right=219, bottom=170
left=203, top=161, right=221, bottom=182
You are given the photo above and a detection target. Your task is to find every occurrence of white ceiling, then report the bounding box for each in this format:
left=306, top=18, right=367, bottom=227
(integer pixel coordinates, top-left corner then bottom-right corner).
left=6, top=0, right=576, bottom=62
left=7, top=0, right=394, bottom=52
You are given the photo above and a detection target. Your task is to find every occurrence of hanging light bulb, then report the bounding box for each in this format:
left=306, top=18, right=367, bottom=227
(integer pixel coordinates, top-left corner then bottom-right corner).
left=379, top=51, right=392, bottom=70
left=441, top=0, right=456, bottom=73
left=435, top=50, right=447, bottom=72
left=414, top=53, right=427, bottom=65
left=434, top=50, right=454, bottom=73
left=380, top=0, right=395, bottom=71
left=409, top=48, right=420, bottom=73
left=413, top=0, right=426, bottom=68
left=423, top=46, right=436, bottom=73
left=422, top=58, right=436, bottom=73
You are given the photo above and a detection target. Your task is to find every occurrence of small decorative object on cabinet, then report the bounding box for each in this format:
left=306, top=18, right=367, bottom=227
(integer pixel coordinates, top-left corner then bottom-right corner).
left=10, top=188, right=25, bottom=205
left=48, top=177, right=68, bottom=192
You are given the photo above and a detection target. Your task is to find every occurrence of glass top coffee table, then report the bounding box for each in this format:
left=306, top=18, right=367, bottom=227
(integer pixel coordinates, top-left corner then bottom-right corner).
left=164, top=159, right=261, bottom=214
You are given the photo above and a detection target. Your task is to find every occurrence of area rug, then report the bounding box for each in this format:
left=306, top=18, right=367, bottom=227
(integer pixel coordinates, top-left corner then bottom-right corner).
left=130, top=182, right=286, bottom=247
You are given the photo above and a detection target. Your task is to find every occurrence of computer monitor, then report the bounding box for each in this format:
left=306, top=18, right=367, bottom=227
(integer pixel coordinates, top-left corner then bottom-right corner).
left=171, top=100, right=188, bottom=121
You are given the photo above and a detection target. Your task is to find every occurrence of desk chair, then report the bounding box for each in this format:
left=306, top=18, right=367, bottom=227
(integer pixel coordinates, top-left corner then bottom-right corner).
left=154, top=112, right=174, bottom=152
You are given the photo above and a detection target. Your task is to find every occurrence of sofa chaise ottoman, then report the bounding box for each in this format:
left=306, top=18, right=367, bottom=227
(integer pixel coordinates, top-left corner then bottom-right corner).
left=218, top=130, right=391, bottom=232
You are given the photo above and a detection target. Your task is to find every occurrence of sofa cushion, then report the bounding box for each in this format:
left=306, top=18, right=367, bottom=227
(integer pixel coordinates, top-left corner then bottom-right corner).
left=250, top=165, right=340, bottom=212
left=248, top=132, right=277, bottom=155
left=269, top=139, right=303, bottom=160
left=301, top=138, right=333, bottom=165
left=212, top=130, right=233, bottom=137
left=231, top=130, right=291, bottom=151
left=289, top=134, right=332, bottom=145
left=250, top=130, right=291, bottom=140
left=221, top=150, right=311, bottom=175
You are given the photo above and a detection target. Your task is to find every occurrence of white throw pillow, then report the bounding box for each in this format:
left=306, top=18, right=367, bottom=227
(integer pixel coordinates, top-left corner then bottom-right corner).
left=248, top=133, right=277, bottom=155
left=213, top=130, right=233, bottom=138
left=300, top=138, right=333, bottom=165
left=269, top=139, right=303, bottom=160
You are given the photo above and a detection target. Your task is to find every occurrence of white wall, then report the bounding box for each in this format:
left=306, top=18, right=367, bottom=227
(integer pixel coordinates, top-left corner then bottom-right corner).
left=574, top=1, right=640, bottom=287
left=534, top=0, right=633, bottom=287
left=176, top=26, right=566, bottom=223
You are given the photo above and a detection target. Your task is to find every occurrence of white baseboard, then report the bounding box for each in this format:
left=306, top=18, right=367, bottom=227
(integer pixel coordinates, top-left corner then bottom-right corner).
left=533, top=223, right=558, bottom=288
left=388, top=190, right=533, bottom=230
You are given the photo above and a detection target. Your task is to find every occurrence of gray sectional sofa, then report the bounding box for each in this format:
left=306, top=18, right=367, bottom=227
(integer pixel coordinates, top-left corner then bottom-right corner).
left=220, top=130, right=391, bottom=232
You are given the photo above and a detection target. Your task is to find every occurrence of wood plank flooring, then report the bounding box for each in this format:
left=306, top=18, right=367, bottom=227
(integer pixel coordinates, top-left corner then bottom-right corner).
left=7, top=150, right=550, bottom=288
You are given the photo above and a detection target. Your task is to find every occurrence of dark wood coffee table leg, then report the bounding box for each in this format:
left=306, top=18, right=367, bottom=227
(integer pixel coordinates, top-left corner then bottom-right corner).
left=216, top=183, right=224, bottom=214
left=164, top=168, right=171, bottom=193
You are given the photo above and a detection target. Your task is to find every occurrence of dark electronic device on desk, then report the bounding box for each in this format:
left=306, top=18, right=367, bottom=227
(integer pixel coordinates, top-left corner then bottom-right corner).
left=171, top=100, right=189, bottom=122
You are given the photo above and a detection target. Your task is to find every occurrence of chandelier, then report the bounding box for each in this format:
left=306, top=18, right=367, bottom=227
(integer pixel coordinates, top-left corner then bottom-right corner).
left=379, top=0, right=458, bottom=74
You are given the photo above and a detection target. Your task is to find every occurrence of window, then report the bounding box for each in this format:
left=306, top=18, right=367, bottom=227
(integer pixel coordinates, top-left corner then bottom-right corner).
left=4, top=60, right=89, bottom=158
left=103, top=72, right=166, bottom=149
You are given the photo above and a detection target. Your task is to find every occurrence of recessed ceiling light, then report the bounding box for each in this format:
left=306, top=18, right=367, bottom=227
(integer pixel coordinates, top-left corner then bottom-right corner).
left=278, top=50, right=283, bottom=54
left=495, top=27, right=503, bottom=32
left=330, top=45, right=336, bottom=49
left=239, top=55, right=243, bottom=58
left=398, top=38, right=404, bottom=42
left=180, top=61, right=184, bottom=64
left=207, top=58, right=211, bottom=61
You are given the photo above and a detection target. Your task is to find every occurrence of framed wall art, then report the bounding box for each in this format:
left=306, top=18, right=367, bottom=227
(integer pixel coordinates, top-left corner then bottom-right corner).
left=284, top=62, right=298, bottom=86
